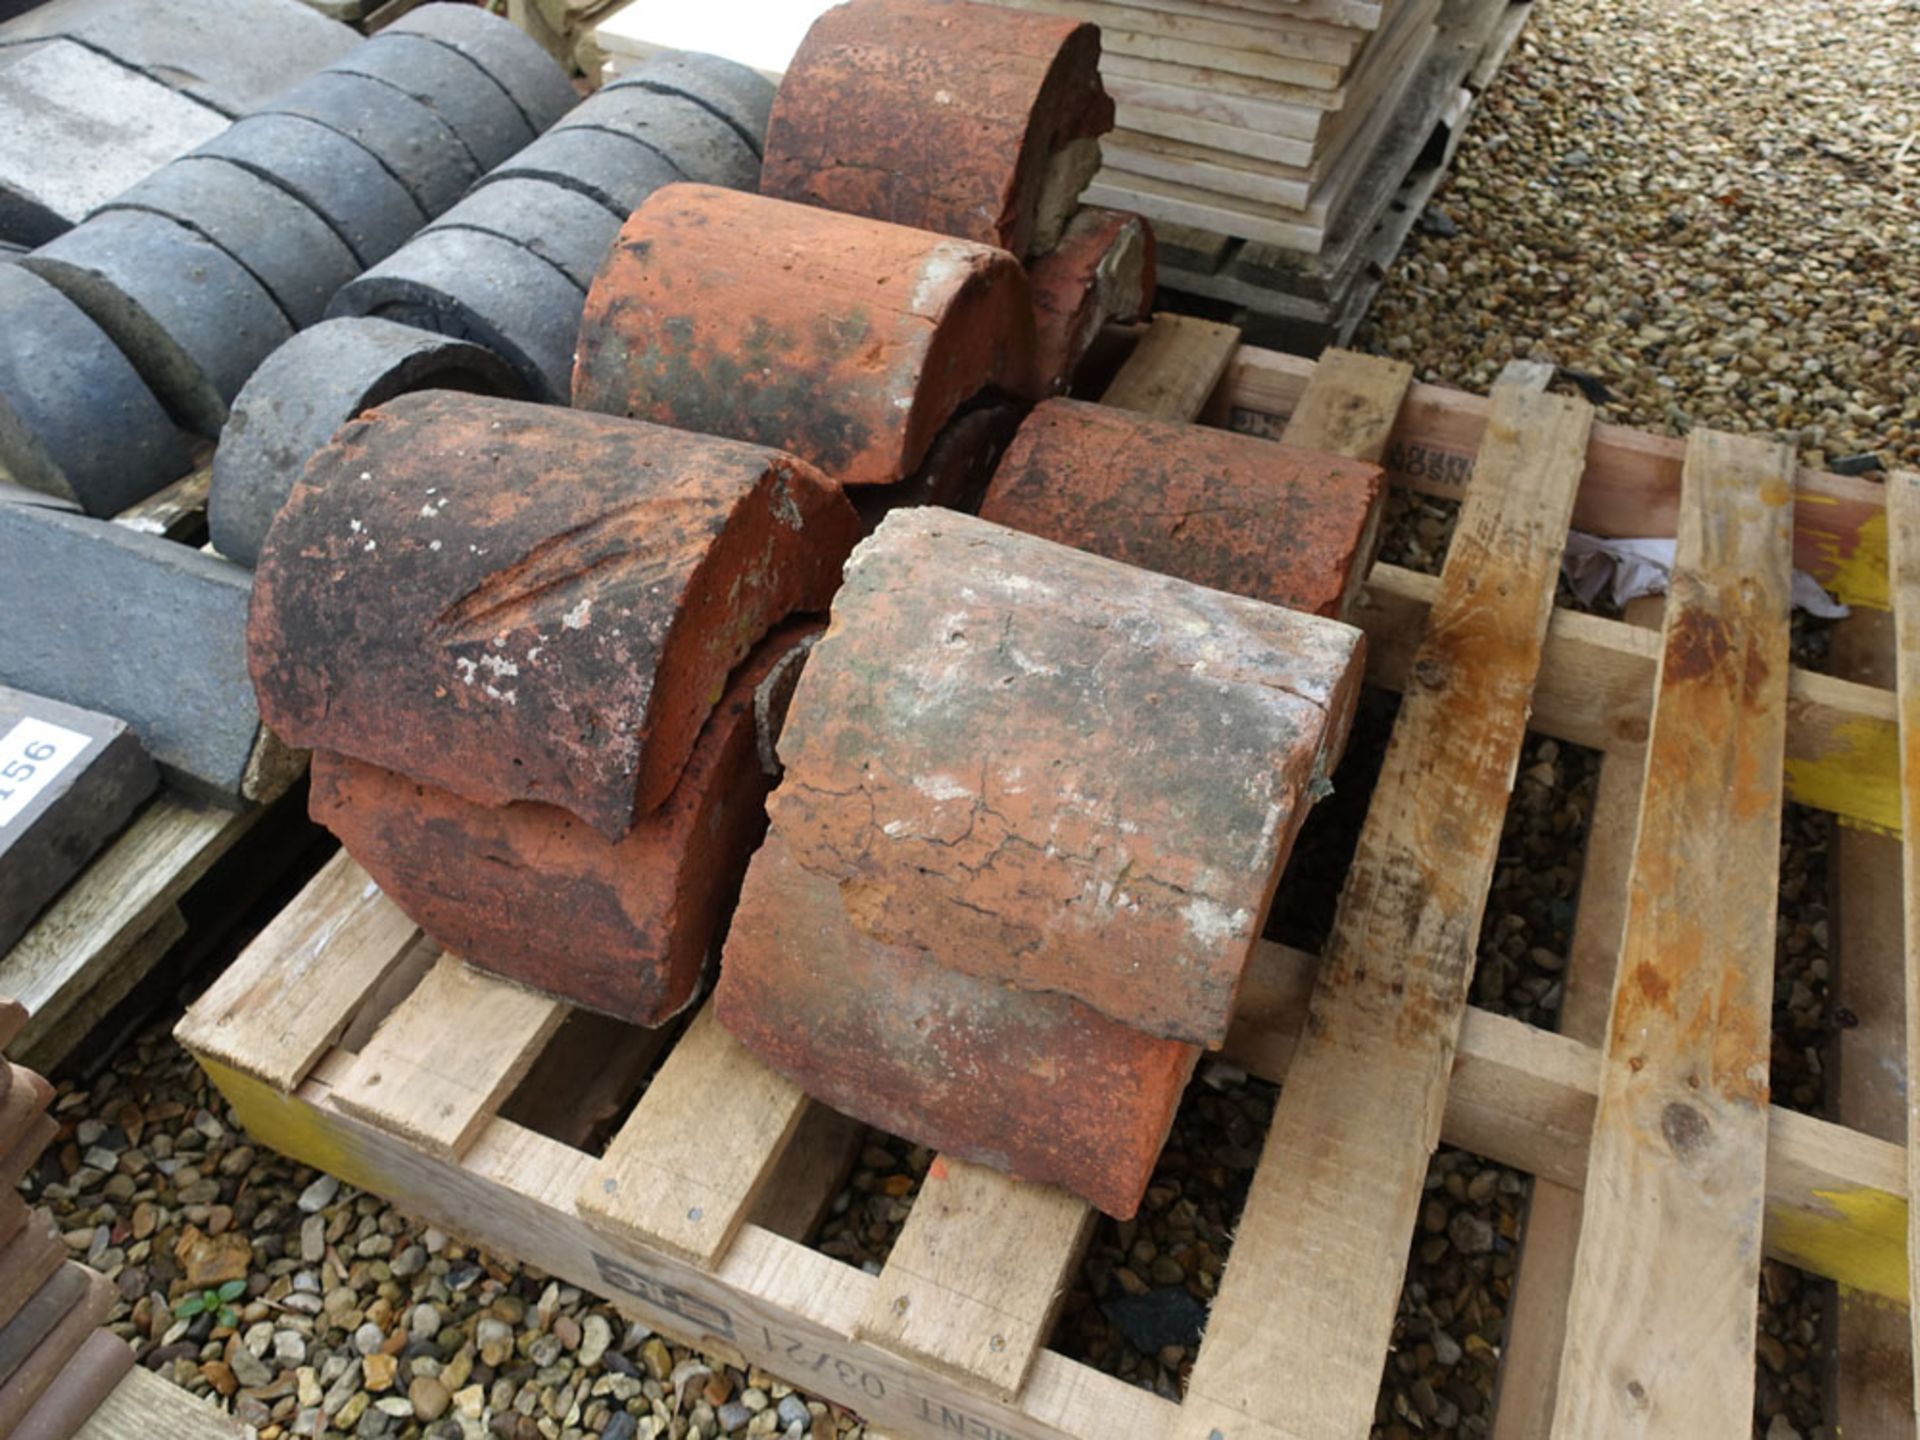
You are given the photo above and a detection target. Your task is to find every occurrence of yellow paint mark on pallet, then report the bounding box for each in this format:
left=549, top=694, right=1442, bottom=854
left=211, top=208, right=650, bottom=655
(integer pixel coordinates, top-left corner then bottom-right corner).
left=1766, top=1184, right=1909, bottom=1304
left=1802, top=499, right=1890, bottom=611
left=195, top=1055, right=377, bottom=1195
left=1786, top=716, right=1903, bottom=837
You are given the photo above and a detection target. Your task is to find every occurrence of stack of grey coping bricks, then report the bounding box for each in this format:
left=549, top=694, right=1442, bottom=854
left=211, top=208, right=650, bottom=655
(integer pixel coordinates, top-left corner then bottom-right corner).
left=0, top=0, right=776, bottom=968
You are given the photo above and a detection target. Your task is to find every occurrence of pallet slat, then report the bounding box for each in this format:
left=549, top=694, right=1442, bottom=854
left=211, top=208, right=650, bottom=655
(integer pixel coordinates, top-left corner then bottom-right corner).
left=1100, top=313, right=1244, bottom=420
left=332, top=955, right=568, bottom=1159
left=579, top=1004, right=811, bottom=1269
left=1183, top=381, right=1593, bottom=1440
left=854, top=1158, right=1093, bottom=1400
left=1276, top=347, right=1411, bottom=463
left=1489, top=599, right=1658, bottom=1438
left=176, top=850, right=420, bottom=1092
left=1889, top=470, right=1920, bottom=1411
left=1552, top=430, right=1795, bottom=1435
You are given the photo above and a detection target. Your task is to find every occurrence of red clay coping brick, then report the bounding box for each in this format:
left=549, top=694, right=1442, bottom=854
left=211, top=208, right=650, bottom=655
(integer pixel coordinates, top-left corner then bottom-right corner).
left=572, top=184, right=1039, bottom=489
left=1027, top=208, right=1156, bottom=397
left=249, top=391, right=858, bottom=841
left=981, top=398, right=1387, bottom=621
left=765, top=507, right=1368, bottom=1048
left=717, top=831, right=1197, bottom=1220
left=312, top=624, right=820, bottom=1027
left=762, top=0, right=1113, bottom=260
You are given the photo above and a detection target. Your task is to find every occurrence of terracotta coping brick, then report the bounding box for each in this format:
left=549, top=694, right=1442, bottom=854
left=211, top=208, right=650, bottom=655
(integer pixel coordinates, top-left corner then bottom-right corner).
left=311, top=624, right=819, bottom=1026
left=763, top=0, right=1114, bottom=260
left=571, top=183, right=1038, bottom=489
left=1027, top=208, right=1156, bottom=396
left=766, top=507, right=1367, bottom=1048
left=717, top=831, right=1197, bottom=1219
left=249, top=391, right=858, bottom=841
left=980, top=398, right=1387, bottom=621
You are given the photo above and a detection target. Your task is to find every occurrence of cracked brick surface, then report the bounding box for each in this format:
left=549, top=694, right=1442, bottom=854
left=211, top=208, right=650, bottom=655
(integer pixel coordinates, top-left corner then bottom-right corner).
left=762, top=0, right=1113, bottom=259
left=764, top=507, right=1367, bottom=1047
left=572, top=183, right=1038, bottom=488
left=1026, top=207, right=1155, bottom=395
left=311, top=624, right=818, bottom=1026
left=980, top=398, right=1386, bottom=621
left=248, top=391, right=858, bottom=840
left=717, top=830, right=1198, bottom=1219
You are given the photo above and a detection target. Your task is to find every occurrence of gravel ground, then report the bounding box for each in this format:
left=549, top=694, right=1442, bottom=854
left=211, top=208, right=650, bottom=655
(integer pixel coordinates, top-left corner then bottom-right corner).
left=23, top=0, right=1916, bottom=1436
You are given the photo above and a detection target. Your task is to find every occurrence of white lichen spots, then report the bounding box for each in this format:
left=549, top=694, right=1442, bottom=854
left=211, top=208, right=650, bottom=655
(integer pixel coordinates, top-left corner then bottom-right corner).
left=913, top=773, right=973, bottom=802
left=363, top=539, right=377, bottom=552
left=910, top=240, right=978, bottom=314
left=562, top=598, right=593, bottom=631
left=429, top=540, right=443, bottom=552
left=1008, top=646, right=1058, bottom=677
left=359, top=472, right=372, bottom=482
left=882, top=819, right=911, bottom=837
left=480, top=653, right=520, bottom=679
left=770, top=479, right=805, bottom=531
left=526, top=646, right=543, bottom=663
left=1182, top=897, right=1250, bottom=948
left=934, top=88, right=953, bottom=105
left=482, top=684, right=518, bottom=705
left=349, top=519, right=363, bottom=534
left=454, top=657, right=479, bottom=687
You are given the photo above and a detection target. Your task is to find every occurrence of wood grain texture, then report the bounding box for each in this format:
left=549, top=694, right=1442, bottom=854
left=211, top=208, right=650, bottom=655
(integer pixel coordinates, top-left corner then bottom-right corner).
left=1277, top=347, right=1413, bottom=464
left=1100, top=313, right=1243, bottom=421
left=853, top=1157, right=1093, bottom=1400
left=1552, top=429, right=1795, bottom=1438
left=1181, top=382, right=1593, bottom=1440
left=1825, top=606, right=1913, bottom=1437
left=332, top=954, right=567, bottom=1159
left=1490, top=602, right=1657, bottom=1440
left=76, top=1361, right=248, bottom=1440
left=177, top=850, right=421, bottom=1091
left=1888, top=470, right=1920, bottom=1414
left=579, top=1003, right=811, bottom=1269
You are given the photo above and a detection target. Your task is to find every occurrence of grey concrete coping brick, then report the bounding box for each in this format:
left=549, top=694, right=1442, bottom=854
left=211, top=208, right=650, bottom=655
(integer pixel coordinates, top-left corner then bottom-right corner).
left=474, top=124, right=682, bottom=220
left=329, top=32, right=535, bottom=174
left=0, top=504, right=259, bottom=801
left=0, top=264, right=189, bottom=517
left=425, top=178, right=622, bottom=291
left=387, top=3, right=577, bottom=135
left=192, top=113, right=428, bottom=269
left=552, top=85, right=759, bottom=191
left=210, top=317, right=523, bottom=568
left=0, top=682, right=158, bottom=955
left=0, top=39, right=226, bottom=246
left=327, top=227, right=585, bottom=404
left=98, top=156, right=361, bottom=329
left=264, top=70, right=481, bottom=220
left=22, top=209, right=293, bottom=438
left=0, top=0, right=358, bottom=114
left=603, top=50, right=773, bottom=158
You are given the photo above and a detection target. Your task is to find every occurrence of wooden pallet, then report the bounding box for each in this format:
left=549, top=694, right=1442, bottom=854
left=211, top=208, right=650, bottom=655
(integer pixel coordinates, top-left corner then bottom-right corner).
left=1154, top=0, right=1530, bottom=351
left=0, top=469, right=308, bottom=1073
left=77, top=1365, right=251, bottom=1440
left=177, top=319, right=1916, bottom=1440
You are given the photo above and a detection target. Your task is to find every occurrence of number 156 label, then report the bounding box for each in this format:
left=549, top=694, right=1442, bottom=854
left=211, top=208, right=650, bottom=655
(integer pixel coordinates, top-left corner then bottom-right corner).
left=0, top=718, right=91, bottom=829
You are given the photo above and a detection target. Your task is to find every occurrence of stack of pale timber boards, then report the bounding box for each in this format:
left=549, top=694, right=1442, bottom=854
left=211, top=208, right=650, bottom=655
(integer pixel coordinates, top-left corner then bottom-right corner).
left=1102, top=0, right=1529, bottom=347
left=174, top=315, right=1920, bottom=1440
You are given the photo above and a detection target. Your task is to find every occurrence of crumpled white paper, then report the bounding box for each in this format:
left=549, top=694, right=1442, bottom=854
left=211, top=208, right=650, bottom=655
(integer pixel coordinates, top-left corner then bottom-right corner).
left=1561, top=532, right=1849, bottom=619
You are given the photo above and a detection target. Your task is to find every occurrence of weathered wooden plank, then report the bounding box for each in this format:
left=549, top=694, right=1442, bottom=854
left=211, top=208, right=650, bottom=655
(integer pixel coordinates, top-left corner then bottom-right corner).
left=853, top=1158, right=1093, bottom=1400
left=1490, top=602, right=1658, bottom=1440
left=1182, top=382, right=1593, bottom=1440
left=177, top=850, right=421, bottom=1091
left=1219, top=345, right=1891, bottom=609
left=1276, top=347, right=1411, bottom=464
left=77, top=1363, right=249, bottom=1440
left=332, top=954, right=567, bottom=1159
left=1888, top=471, right=1920, bottom=1413
left=579, top=1003, right=811, bottom=1269
left=1818, top=607, right=1914, bottom=1436
left=1100, top=313, right=1243, bottom=421
left=1552, top=430, right=1795, bottom=1437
